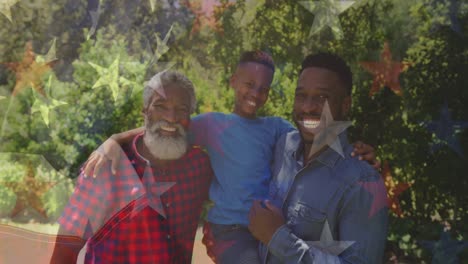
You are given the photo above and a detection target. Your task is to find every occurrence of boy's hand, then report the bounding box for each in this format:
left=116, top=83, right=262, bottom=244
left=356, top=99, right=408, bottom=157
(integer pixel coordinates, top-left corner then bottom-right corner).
left=83, top=138, right=121, bottom=177
left=248, top=200, right=285, bottom=245
left=351, top=141, right=381, bottom=170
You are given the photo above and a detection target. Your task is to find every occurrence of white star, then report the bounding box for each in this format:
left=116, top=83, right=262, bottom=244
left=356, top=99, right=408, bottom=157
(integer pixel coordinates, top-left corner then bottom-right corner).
left=133, top=32, right=177, bottom=99
left=144, top=62, right=177, bottom=100
left=307, top=220, right=354, bottom=255
left=152, top=24, right=174, bottom=65
left=308, top=100, right=352, bottom=158
left=148, top=0, right=157, bottom=12
left=131, top=165, right=175, bottom=218
left=300, top=0, right=355, bottom=39
left=0, top=0, right=19, bottom=22
left=35, top=38, right=57, bottom=64
left=232, top=0, right=265, bottom=27
left=87, top=3, right=102, bottom=40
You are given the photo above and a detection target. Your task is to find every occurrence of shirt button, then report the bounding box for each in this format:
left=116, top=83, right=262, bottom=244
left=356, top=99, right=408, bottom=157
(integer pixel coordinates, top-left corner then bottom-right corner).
left=167, top=235, right=171, bottom=239
left=165, top=203, right=170, bottom=208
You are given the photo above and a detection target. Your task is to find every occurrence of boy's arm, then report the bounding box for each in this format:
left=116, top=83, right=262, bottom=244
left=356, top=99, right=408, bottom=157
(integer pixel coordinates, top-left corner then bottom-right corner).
left=111, top=127, right=144, bottom=144
left=83, top=127, right=143, bottom=177
left=351, top=141, right=381, bottom=169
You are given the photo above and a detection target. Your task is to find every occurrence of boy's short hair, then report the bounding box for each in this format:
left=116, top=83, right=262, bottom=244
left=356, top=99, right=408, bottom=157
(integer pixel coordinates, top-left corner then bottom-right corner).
left=300, top=53, right=352, bottom=95
left=238, top=50, right=275, bottom=72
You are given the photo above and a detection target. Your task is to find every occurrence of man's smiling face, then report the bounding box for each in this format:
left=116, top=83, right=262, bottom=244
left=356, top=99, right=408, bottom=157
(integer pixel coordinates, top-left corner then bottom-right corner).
left=143, top=83, right=191, bottom=160
left=293, top=67, right=351, bottom=144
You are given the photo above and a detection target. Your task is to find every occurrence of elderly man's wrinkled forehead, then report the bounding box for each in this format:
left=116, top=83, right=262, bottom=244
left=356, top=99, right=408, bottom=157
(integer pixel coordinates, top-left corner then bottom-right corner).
left=143, top=71, right=196, bottom=112
left=148, top=83, right=190, bottom=105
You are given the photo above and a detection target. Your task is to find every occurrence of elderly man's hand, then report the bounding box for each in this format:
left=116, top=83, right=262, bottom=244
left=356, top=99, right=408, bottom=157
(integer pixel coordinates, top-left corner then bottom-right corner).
left=351, top=141, right=381, bottom=170
left=83, top=138, right=121, bottom=177
left=248, top=200, right=285, bottom=245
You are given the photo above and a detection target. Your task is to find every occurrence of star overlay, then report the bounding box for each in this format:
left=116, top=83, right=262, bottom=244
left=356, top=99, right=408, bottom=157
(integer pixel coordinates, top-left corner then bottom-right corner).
left=232, top=0, right=265, bottom=28
left=35, top=38, right=58, bottom=64
left=89, top=55, right=132, bottom=101
left=57, top=145, right=151, bottom=238
left=2, top=42, right=57, bottom=97
left=306, top=100, right=352, bottom=159
left=358, top=177, right=388, bottom=219
left=148, top=0, right=157, bottom=12
left=130, top=165, right=176, bottom=218
left=299, top=0, right=356, bottom=39
left=381, top=161, right=411, bottom=217
left=0, top=154, right=61, bottom=222
left=420, top=230, right=468, bottom=264
left=185, top=0, right=233, bottom=35
left=30, top=76, right=67, bottom=127
left=129, top=28, right=176, bottom=99
left=423, top=102, right=468, bottom=158
left=153, top=24, right=174, bottom=64
left=360, top=42, right=411, bottom=97
left=0, top=41, right=58, bottom=139
left=87, top=1, right=102, bottom=40
left=0, top=0, right=20, bottom=22
left=306, top=220, right=355, bottom=255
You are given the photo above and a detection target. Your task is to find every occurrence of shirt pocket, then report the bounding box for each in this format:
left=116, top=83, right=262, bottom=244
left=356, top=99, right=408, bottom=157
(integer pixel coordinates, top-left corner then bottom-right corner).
left=287, top=202, right=326, bottom=241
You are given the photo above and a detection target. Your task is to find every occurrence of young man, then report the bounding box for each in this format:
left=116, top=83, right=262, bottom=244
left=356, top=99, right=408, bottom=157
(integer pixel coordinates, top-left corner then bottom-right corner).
left=84, top=51, right=379, bottom=263
left=50, top=71, right=213, bottom=263
left=248, top=53, right=388, bottom=263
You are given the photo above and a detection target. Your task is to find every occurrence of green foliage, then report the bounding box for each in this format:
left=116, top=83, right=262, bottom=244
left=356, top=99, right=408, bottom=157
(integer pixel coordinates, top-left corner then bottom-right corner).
left=0, top=162, right=20, bottom=218
left=39, top=165, right=74, bottom=221
left=0, top=156, right=73, bottom=222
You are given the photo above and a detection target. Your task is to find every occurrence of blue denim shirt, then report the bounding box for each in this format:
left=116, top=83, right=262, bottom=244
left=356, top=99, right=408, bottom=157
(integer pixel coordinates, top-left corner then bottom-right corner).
left=259, top=131, right=388, bottom=264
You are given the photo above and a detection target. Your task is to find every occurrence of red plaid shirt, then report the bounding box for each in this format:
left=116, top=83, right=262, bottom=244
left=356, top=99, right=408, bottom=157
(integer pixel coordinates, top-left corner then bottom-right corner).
left=58, top=133, right=212, bottom=263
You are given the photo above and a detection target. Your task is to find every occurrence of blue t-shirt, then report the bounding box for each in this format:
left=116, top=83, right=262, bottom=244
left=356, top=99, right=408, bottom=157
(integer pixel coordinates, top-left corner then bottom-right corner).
left=189, top=112, right=294, bottom=225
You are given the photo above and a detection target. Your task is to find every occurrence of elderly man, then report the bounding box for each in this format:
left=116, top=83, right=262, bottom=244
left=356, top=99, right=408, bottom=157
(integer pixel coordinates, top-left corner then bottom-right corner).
left=248, top=53, right=388, bottom=263
left=50, top=71, right=213, bottom=263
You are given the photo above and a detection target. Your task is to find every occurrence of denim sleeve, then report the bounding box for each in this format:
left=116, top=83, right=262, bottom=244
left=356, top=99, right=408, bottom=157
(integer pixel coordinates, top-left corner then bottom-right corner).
left=267, top=172, right=388, bottom=264
left=268, top=225, right=344, bottom=263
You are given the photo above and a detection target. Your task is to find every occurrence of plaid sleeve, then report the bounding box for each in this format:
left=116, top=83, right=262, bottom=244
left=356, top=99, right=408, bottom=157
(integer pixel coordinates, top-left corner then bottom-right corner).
left=57, top=169, right=110, bottom=240
left=58, top=147, right=146, bottom=240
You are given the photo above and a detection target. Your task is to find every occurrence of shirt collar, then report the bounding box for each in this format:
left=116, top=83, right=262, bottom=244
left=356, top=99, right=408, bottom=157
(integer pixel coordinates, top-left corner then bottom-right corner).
left=292, top=132, right=349, bottom=168
left=131, top=132, right=151, bottom=165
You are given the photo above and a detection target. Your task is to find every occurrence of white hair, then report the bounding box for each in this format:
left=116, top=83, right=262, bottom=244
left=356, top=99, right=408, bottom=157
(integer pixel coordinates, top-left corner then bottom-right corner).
left=143, top=70, right=196, bottom=113
left=143, top=120, right=188, bottom=160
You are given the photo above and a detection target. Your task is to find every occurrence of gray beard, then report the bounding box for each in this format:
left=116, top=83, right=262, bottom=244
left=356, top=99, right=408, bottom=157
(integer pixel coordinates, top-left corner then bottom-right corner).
left=143, top=120, right=188, bottom=160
